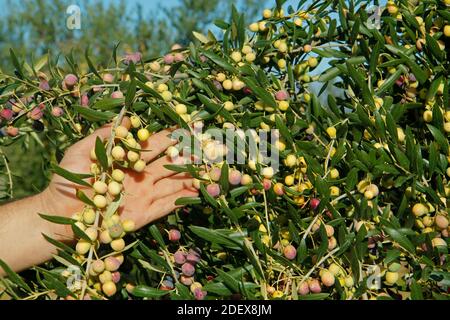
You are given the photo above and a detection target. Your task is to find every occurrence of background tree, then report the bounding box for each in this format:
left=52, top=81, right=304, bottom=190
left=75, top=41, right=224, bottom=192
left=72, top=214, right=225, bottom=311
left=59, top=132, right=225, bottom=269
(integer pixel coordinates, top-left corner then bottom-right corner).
left=0, top=0, right=266, bottom=200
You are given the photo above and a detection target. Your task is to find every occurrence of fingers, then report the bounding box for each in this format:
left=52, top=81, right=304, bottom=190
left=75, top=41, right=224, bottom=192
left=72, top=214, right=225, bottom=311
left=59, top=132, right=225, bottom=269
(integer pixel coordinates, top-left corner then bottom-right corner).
left=140, top=128, right=178, bottom=163
left=69, top=124, right=113, bottom=154
left=147, top=189, right=199, bottom=223
left=153, top=173, right=195, bottom=198
left=145, top=154, right=185, bottom=182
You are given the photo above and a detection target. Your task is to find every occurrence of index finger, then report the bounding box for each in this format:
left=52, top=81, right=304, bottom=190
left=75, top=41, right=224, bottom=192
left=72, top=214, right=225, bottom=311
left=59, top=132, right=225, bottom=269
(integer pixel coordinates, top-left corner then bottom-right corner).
left=140, top=128, right=178, bottom=163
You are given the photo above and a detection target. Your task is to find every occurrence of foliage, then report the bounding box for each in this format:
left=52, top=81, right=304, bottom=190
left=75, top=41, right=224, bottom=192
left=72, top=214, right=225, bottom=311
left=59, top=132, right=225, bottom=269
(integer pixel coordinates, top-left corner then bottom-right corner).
left=1, top=0, right=450, bottom=300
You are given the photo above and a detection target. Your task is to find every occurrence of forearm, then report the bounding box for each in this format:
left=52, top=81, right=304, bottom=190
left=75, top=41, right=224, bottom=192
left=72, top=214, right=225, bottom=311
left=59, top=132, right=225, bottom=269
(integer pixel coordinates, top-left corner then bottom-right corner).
left=0, top=190, right=71, bottom=276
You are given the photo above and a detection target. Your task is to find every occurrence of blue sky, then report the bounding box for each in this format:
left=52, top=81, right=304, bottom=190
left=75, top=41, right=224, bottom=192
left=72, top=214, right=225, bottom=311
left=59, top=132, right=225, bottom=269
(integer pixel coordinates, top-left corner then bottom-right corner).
left=1, top=0, right=301, bottom=17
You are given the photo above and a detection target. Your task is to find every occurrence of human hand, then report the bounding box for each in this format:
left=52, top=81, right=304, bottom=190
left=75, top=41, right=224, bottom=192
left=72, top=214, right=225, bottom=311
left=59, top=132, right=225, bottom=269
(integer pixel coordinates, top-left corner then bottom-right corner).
left=41, top=124, right=198, bottom=241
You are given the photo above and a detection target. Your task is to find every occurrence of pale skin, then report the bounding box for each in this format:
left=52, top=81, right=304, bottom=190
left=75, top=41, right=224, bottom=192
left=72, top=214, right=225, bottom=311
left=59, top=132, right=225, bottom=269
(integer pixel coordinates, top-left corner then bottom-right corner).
left=0, top=125, right=198, bottom=276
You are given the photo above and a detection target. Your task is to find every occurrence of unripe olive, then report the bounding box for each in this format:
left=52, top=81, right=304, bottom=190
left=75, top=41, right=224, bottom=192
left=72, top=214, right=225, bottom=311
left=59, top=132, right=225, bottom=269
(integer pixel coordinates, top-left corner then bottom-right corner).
left=308, top=57, right=318, bottom=68
left=93, top=195, right=107, bottom=209
left=423, top=110, right=433, bottom=123
left=161, top=91, right=173, bottom=102
left=93, top=181, right=108, bottom=195
left=277, top=59, right=286, bottom=69
left=329, top=168, right=339, bottom=179
left=388, top=262, right=401, bottom=272
left=180, top=275, right=194, bottom=286
left=112, top=146, right=126, bottom=161
left=412, top=203, right=428, bottom=217
left=321, top=270, right=335, bottom=287
left=385, top=271, right=399, bottom=285
left=109, top=224, right=124, bottom=239
left=431, top=237, right=447, bottom=248
left=115, top=126, right=129, bottom=139
left=328, top=236, right=337, bottom=250
left=99, top=270, right=113, bottom=284
left=133, top=160, right=146, bottom=172
left=175, top=103, right=187, bottom=115
left=137, top=128, right=150, bottom=142
left=111, top=238, right=126, bottom=252
left=209, top=167, right=221, bottom=182
left=330, top=186, right=340, bottom=197
left=435, top=215, right=449, bottom=230
left=107, top=181, right=122, bottom=197
left=85, top=227, right=98, bottom=242
left=241, top=174, right=253, bottom=185
left=111, top=91, right=124, bottom=99
left=273, top=183, right=284, bottom=196
left=283, top=245, right=297, bottom=260
left=76, top=240, right=91, bottom=255
left=105, top=256, right=121, bottom=272
left=344, top=276, right=354, bottom=288
left=325, top=224, right=335, bottom=237
left=230, top=51, right=242, bottom=63
left=298, top=281, right=310, bottom=295
left=308, top=279, right=322, bottom=293
left=326, top=127, right=337, bottom=139
left=122, top=219, right=136, bottom=233
left=100, top=230, right=113, bottom=244
left=111, top=169, right=125, bottom=183
left=285, top=154, right=297, bottom=167
left=102, top=281, right=117, bottom=297
left=262, top=167, right=274, bottom=179
left=92, top=260, right=105, bottom=274
left=278, top=101, right=289, bottom=111
left=83, top=208, right=96, bottom=225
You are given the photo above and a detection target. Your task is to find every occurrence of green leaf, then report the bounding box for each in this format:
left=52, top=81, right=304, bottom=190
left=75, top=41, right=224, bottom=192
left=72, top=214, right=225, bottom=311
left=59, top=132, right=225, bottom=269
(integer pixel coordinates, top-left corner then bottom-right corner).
left=219, top=162, right=230, bottom=194
left=200, top=183, right=219, bottom=208
left=148, top=225, right=166, bottom=249
left=0, top=259, right=32, bottom=292
left=38, top=214, right=75, bottom=225
left=70, top=224, right=91, bottom=242
left=189, top=226, right=243, bottom=250
left=425, top=34, right=443, bottom=61
left=242, top=77, right=277, bottom=108
left=377, top=65, right=406, bottom=95
left=132, top=286, right=168, bottom=298
left=275, top=115, right=294, bottom=146
left=93, top=98, right=125, bottom=110
left=410, top=280, right=424, bottom=300
left=427, top=124, right=449, bottom=154
left=51, top=164, right=92, bottom=187
left=74, top=105, right=115, bottom=122
left=198, top=94, right=234, bottom=123
left=383, top=227, right=415, bottom=254
left=42, top=234, right=76, bottom=254
left=175, top=197, right=202, bottom=206
left=201, top=50, right=236, bottom=73
left=85, top=47, right=102, bottom=79
left=9, top=49, right=24, bottom=79
left=75, top=190, right=95, bottom=207
left=94, top=137, right=109, bottom=170
left=297, top=293, right=330, bottom=300
left=125, top=79, right=137, bottom=107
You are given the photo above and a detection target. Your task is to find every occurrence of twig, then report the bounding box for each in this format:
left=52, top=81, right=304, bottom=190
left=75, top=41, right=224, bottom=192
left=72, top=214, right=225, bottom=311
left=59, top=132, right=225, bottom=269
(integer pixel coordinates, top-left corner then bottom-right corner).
left=80, top=106, right=127, bottom=299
